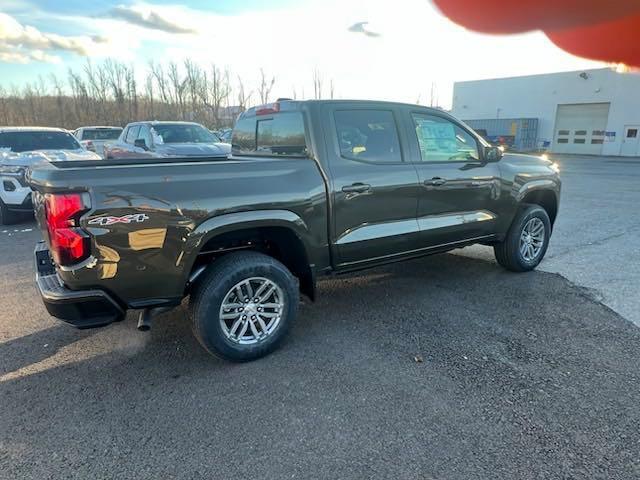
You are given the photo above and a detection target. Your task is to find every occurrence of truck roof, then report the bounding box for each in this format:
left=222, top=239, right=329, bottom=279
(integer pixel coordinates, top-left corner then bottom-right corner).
left=125, top=121, right=204, bottom=126
left=77, top=126, right=122, bottom=130
left=0, top=126, right=69, bottom=133
left=243, top=99, right=449, bottom=116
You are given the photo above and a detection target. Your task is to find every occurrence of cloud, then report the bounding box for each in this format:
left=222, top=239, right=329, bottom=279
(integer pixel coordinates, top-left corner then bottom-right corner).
left=0, top=12, right=102, bottom=63
left=106, top=5, right=197, bottom=34
left=0, top=47, right=61, bottom=64
left=348, top=21, right=381, bottom=37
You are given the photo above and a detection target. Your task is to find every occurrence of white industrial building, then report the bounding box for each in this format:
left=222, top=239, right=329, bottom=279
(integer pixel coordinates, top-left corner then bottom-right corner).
left=451, top=68, right=640, bottom=157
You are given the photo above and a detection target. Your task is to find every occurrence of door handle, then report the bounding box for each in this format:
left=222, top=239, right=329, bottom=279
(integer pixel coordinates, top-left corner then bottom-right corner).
left=424, top=177, right=447, bottom=186
left=342, top=183, right=371, bottom=194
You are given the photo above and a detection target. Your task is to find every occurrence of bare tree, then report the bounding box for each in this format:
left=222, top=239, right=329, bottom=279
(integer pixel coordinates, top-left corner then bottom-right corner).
left=145, top=73, right=155, bottom=120
left=0, top=85, right=10, bottom=125
left=49, top=74, right=66, bottom=126
left=168, top=62, right=187, bottom=119
left=236, top=75, right=252, bottom=114
left=312, top=68, right=323, bottom=100
left=258, top=68, right=275, bottom=105
left=0, top=59, right=314, bottom=129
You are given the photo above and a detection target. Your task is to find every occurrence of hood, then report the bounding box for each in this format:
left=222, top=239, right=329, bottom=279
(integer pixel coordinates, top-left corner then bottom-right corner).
left=156, top=142, right=231, bottom=157
left=501, top=152, right=560, bottom=176
left=0, top=148, right=101, bottom=166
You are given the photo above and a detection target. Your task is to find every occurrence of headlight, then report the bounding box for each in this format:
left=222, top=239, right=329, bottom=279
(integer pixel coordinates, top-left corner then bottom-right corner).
left=0, top=165, right=24, bottom=175
left=550, top=162, right=560, bottom=173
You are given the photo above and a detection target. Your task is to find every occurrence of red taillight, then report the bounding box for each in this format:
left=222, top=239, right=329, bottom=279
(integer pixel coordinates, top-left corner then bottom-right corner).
left=256, top=103, right=280, bottom=116
left=45, top=193, right=90, bottom=266
left=85, top=141, right=95, bottom=152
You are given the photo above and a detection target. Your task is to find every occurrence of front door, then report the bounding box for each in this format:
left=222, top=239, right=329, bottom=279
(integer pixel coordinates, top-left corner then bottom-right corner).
left=324, top=105, right=422, bottom=268
left=620, top=125, right=640, bottom=157
left=404, top=110, right=501, bottom=248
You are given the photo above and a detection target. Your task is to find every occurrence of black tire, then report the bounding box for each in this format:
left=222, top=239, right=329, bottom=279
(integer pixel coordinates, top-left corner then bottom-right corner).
left=189, top=251, right=298, bottom=362
left=0, top=199, right=18, bottom=226
left=494, top=204, right=551, bottom=272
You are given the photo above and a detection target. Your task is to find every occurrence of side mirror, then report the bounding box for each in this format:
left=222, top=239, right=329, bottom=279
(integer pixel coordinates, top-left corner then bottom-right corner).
left=484, top=145, right=503, bottom=162
left=134, top=138, right=148, bottom=150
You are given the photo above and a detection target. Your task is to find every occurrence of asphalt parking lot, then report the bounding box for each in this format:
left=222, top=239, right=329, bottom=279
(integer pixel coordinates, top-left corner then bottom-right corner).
left=1, top=155, right=640, bottom=479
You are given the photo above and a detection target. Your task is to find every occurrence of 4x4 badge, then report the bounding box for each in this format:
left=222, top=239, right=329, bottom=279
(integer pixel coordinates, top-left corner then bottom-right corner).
left=88, top=214, right=149, bottom=226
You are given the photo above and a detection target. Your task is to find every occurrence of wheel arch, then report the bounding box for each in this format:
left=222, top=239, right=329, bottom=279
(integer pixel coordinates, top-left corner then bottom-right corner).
left=516, top=181, right=559, bottom=227
left=181, top=210, right=317, bottom=301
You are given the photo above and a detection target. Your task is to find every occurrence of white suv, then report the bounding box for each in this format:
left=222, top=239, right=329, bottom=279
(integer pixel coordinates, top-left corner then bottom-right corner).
left=0, top=127, right=101, bottom=224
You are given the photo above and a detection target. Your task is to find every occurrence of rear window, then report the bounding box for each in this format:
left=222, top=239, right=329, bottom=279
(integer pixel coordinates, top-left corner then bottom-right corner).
left=0, top=131, right=81, bottom=153
left=232, top=112, right=307, bottom=157
left=82, top=128, right=122, bottom=140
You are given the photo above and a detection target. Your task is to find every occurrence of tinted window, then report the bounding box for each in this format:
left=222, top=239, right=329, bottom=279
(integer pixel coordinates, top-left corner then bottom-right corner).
left=232, top=112, right=307, bottom=157
left=334, top=110, right=402, bottom=163
left=138, top=125, right=153, bottom=147
left=151, top=123, right=218, bottom=144
left=125, top=126, right=140, bottom=144
left=82, top=128, right=122, bottom=140
left=412, top=114, right=479, bottom=162
left=0, top=131, right=81, bottom=152
left=232, top=117, right=256, bottom=153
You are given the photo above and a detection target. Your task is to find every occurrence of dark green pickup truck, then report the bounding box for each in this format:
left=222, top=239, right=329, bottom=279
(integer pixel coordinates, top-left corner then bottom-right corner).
left=29, top=100, right=561, bottom=361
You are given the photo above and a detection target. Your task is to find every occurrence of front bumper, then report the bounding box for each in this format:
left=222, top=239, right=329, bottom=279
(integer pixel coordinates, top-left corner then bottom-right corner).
left=35, top=242, right=124, bottom=329
left=0, top=180, right=32, bottom=211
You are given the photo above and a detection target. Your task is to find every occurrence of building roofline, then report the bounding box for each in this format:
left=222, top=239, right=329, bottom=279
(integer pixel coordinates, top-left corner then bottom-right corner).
left=453, top=67, right=614, bottom=86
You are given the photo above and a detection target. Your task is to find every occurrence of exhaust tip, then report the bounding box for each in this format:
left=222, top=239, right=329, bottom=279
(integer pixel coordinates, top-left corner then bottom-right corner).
left=137, top=310, right=152, bottom=332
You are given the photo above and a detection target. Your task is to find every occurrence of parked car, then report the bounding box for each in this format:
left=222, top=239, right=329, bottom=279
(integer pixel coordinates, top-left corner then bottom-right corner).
left=0, top=127, right=100, bottom=225
left=105, top=121, right=231, bottom=159
left=29, top=100, right=560, bottom=361
left=73, top=126, right=123, bottom=158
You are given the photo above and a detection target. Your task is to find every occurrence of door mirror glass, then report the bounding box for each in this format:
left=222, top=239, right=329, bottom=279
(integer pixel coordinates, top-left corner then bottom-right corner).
left=484, top=145, right=503, bottom=162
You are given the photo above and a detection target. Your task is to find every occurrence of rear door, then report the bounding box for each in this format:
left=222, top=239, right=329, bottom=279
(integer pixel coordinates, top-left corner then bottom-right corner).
left=403, top=109, right=501, bottom=248
left=323, top=104, right=422, bottom=268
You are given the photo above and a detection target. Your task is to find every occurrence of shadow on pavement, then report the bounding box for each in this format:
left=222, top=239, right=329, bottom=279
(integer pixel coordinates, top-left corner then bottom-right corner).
left=1, top=253, right=639, bottom=480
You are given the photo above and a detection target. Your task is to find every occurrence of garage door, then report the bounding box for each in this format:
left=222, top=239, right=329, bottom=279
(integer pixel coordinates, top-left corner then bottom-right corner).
left=552, top=103, right=610, bottom=155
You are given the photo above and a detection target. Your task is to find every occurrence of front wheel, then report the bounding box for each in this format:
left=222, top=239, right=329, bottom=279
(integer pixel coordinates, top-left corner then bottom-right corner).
left=189, top=251, right=298, bottom=362
left=494, top=205, right=551, bottom=272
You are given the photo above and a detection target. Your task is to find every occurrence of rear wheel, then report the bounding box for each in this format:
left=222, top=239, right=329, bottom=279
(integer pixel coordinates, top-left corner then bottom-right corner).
left=494, top=204, right=551, bottom=272
left=189, top=251, right=298, bottom=362
left=0, top=199, right=18, bottom=226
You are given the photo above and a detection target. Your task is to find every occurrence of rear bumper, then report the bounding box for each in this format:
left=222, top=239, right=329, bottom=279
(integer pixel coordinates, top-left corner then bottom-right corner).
left=35, top=242, right=124, bottom=329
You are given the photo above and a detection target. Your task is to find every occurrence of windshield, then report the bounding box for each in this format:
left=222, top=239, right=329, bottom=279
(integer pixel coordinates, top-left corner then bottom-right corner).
left=151, top=124, right=218, bottom=144
left=0, top=131, right=82, bottom=153
left=82, top=128, right=122, bottom=140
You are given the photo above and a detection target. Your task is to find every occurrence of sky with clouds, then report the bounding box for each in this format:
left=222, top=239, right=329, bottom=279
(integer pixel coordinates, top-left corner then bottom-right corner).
left=0, top=0, right=604, bottom=108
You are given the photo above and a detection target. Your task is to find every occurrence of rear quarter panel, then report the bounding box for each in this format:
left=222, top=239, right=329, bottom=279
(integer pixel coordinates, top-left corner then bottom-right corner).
left=29, top=157, right=329, bottom=307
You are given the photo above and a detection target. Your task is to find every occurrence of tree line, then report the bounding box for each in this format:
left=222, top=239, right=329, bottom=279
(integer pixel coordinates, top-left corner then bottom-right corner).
left=0, top=60, right=335, bottom=130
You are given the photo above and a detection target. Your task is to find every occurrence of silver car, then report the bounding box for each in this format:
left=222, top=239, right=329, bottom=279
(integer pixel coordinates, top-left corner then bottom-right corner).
left=73, top=126, right=123, bottom=158
left=105, top=121, right=231, bottom=160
